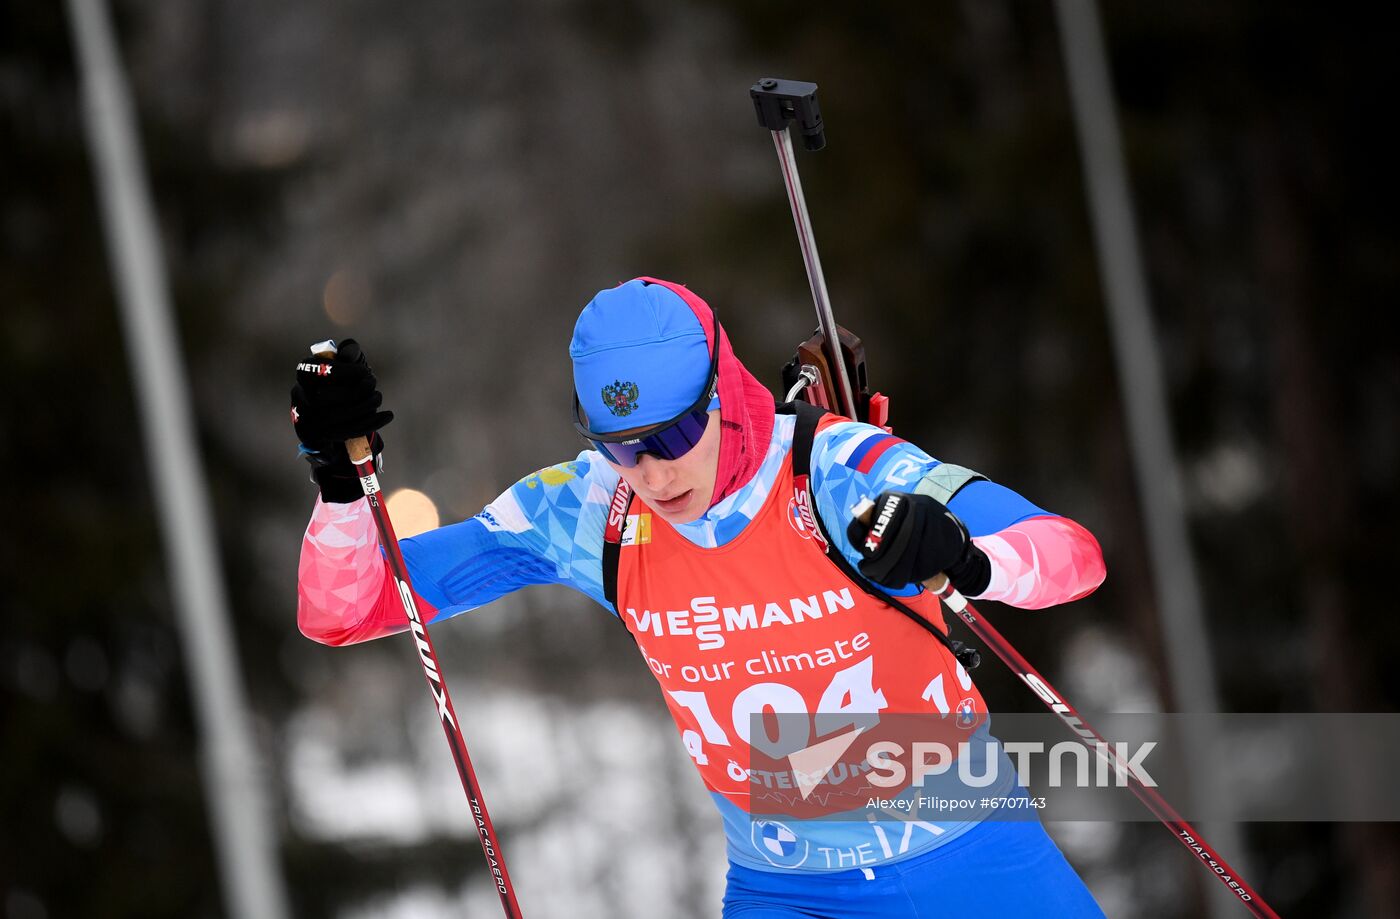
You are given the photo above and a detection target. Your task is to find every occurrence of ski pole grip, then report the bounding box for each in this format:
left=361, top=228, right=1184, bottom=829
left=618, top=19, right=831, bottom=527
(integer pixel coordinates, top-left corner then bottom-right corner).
left=852, top=498, right=950, bottom=592
left=307, top=339, right=375, bottom=466
left=345, top=436, right=373, bottom=464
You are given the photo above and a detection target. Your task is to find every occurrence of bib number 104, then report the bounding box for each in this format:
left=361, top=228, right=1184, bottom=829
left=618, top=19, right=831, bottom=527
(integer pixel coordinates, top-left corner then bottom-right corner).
left=668, top=656, right=887, bottom=765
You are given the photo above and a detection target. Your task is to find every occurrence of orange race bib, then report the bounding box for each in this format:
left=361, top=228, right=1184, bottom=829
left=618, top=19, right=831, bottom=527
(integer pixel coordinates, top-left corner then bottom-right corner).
left=615, top=448, right=988, bottom=818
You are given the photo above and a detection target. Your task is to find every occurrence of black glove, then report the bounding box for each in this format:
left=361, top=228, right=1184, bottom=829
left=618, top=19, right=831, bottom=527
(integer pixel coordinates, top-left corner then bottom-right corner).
left=847, top=491, right=991, bottom=595
left=290, top=339, right=394, bottom=503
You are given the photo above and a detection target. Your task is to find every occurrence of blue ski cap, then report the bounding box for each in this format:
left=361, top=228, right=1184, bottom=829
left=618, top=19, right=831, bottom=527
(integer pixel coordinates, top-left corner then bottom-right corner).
left=570, top=279, right=719, bottom=434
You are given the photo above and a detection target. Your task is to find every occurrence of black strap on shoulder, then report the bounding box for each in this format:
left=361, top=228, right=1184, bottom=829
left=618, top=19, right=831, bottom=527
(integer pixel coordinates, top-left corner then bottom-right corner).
left=786, top=401, right=980, bottom=670
left=602, top=478, right=634, bottom=613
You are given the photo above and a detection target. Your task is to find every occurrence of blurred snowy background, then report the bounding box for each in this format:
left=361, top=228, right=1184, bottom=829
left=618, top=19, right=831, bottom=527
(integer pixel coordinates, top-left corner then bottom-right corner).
left=4, top=1, right=1397, bottom=917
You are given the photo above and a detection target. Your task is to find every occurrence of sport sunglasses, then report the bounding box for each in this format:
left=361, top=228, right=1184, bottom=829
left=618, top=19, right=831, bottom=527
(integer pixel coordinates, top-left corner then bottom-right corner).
left=571, top=305, right=720, bottom=468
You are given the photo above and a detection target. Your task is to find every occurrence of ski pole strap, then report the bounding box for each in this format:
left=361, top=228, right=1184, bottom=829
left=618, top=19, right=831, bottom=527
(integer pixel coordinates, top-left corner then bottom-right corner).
left=782, top=401, right=980, bottom=670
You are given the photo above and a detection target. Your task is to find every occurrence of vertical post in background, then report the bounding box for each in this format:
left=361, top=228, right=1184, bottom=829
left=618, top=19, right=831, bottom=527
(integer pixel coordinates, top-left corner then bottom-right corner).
left=1053, top=1, right=1252, bottom=915
left=65, top=2, right=291, bottom=917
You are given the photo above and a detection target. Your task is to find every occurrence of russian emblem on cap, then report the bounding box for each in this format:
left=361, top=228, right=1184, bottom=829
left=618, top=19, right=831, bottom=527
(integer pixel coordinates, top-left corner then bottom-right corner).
left=602, top=380, right=640, bottom=417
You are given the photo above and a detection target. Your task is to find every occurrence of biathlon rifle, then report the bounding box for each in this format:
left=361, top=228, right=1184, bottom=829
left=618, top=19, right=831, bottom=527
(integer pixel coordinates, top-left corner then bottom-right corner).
left=749, top=77, right=890, bottom=430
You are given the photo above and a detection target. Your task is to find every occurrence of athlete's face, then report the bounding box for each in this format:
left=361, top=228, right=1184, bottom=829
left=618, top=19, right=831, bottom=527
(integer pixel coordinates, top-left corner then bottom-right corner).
left=605, top=409, right=722, bottom=525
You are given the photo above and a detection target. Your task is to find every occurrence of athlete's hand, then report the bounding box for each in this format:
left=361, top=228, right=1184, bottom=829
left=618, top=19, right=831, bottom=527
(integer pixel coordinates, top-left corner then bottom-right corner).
left=290, top=338, right=394, bottom=503
left=847, top=491, right=991, bottom=595
left=291, top=338, right=393, bottom=447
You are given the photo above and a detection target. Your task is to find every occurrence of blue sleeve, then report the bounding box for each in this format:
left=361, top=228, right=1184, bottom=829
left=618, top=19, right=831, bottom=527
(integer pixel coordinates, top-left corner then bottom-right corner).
left=945, top=480, right=1047, bottom=537
left=399, top=452, right=616, bottom=623
left=808, top=421, right=1051, bottom=595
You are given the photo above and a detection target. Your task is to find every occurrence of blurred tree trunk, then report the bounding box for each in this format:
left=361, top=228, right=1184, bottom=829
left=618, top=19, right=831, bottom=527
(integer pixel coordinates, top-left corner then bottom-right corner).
left=1251, top=117, right=1400, bottom=918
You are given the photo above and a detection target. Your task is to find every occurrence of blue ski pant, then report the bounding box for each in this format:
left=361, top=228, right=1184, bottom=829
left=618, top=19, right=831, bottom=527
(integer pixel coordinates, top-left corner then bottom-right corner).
left=722, top=816, right=1105, bottom=918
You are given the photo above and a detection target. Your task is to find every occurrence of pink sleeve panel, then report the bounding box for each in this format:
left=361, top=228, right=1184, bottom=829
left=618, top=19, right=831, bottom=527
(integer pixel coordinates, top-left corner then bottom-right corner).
left=296, top=497, right=438, bottom=646
left=970, top=515, right=1106, bottom=609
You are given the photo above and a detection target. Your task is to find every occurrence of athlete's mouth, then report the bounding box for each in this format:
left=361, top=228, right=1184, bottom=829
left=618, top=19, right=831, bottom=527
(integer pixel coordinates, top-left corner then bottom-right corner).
left=655, top=490, right=693, bottom=512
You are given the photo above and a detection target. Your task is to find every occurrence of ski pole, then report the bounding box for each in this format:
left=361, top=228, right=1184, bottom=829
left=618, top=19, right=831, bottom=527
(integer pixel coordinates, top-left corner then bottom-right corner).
left=937, top=577, right=1279, bottom=917
left=311, top=343, right=524, bottom=918
left=861, top=497, right=1279, bottom=917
